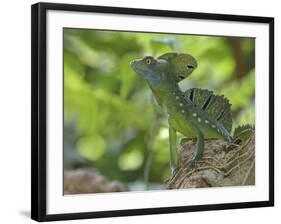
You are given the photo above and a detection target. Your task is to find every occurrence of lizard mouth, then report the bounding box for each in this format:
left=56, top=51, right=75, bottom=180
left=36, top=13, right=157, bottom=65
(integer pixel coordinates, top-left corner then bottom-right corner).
left=130, top=60, right=137, bottom=70
left=130, top=60, right=145, bottom=76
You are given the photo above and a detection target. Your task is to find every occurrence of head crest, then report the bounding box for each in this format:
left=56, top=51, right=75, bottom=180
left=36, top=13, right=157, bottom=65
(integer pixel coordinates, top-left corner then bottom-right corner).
left=158, top=52, right=198, bottom=82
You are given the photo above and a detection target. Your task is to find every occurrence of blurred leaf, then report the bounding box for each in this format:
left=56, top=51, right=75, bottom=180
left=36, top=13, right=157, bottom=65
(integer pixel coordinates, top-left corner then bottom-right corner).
left=119, top=53, right=140, bottom=98
left=219, top=69, right=255, bottom=110
left=236, top=104, right=255, bottom=125
left=151, top=36, right=182, bottom=52
left=118, top=149, right=144, bottom=171
left=78, top=135, right=106, bottom=161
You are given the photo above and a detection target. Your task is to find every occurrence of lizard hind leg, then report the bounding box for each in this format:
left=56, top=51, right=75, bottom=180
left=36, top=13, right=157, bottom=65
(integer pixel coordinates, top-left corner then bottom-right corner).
left=180, top=137, right=196, bottom=145
left=169, top=127, right=179, bottom=177
left=189, top=130, right=205, bottom=167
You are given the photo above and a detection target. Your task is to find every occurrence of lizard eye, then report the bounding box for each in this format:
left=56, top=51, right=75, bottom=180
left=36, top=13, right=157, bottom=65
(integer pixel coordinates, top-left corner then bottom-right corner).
left=187, top=64, right=194, bottom=69
left=145, top=57, right=152, bottom=65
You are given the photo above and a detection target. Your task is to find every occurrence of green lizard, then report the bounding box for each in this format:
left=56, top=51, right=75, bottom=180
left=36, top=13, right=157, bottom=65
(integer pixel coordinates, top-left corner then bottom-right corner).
left=130, top=52, right=253, bottom=177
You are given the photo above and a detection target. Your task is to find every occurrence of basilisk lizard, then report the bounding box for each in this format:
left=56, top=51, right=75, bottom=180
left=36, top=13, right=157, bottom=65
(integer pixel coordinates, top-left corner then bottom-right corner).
left=131, top=53, right=253, bottom=177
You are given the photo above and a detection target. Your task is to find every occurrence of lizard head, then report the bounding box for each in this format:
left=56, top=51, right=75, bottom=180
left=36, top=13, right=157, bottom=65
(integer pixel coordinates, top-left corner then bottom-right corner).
left=130, top=56, right=171, bottom=86
left=130, top=53, right=197, bottom=87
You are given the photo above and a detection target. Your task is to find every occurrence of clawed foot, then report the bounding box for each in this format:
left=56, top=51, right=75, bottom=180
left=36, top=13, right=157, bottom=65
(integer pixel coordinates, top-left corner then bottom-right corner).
left=185, top=160, right=195, bottom=170
left=186, top=155, right=201, bottom=169
left=165, top=166, right=179, bottom=183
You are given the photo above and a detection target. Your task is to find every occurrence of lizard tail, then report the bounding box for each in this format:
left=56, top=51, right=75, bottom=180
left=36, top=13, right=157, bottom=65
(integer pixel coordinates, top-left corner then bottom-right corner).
left=233, top=124, right=255, bottom=141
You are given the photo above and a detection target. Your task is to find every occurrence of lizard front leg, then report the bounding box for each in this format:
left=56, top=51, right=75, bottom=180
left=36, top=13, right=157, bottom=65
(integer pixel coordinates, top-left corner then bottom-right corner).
left=169, top=127, right=179, bottom=176
left=190, top=129, right=205, bottom=166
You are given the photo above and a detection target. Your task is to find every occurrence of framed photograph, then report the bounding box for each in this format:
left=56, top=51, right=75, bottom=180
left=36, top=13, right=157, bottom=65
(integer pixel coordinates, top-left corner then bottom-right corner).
left=31, top=2, right=274, bottom=222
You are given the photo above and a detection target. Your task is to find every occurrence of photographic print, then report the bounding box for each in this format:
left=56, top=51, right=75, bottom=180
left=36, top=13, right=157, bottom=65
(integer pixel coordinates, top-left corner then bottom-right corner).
left=63, top=29, right=255, bottom=194
left=31, top=2, right=273, bottom=221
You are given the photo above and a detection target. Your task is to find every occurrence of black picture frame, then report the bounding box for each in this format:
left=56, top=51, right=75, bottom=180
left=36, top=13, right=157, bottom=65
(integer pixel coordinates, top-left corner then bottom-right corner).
left=31, top=2, right=274, bottom=222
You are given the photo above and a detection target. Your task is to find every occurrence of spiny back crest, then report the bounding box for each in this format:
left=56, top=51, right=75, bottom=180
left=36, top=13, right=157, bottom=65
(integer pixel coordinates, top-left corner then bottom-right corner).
left=184, top=88, right=233, bottom=132
left=233, top=124, right=255, bottom=140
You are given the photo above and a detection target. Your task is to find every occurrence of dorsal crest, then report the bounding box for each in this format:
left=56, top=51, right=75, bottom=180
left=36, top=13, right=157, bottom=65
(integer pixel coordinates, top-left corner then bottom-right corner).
left=184, top=88, right=233, bottom=132
left=233, top=124, right=255, bottom=140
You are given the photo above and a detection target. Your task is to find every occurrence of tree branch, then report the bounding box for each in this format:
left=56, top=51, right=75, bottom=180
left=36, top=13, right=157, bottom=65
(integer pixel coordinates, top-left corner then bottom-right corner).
left=167, top=133, right=255, bottom=189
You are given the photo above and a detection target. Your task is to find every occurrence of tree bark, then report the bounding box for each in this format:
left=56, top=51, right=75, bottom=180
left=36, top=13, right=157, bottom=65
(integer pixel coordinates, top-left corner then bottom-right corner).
left=64, top=168, right=128, bottom=194
left=167, top=133, right=255, bottom=189
left=226, top=37, right=247, bottom=80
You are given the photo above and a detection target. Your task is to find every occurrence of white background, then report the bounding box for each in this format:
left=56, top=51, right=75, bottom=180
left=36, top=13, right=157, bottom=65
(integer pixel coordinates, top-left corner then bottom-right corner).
left=0, top=0, right=279, bottom=223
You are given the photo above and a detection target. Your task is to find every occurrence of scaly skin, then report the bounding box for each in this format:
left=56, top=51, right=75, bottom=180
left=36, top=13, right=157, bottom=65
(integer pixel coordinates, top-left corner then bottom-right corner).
left=130, top=53, right=243, bottom=177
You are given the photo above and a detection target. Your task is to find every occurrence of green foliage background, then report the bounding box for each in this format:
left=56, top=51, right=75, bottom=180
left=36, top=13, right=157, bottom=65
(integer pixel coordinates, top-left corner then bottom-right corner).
left=63, top=28, right=255, bottom=190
